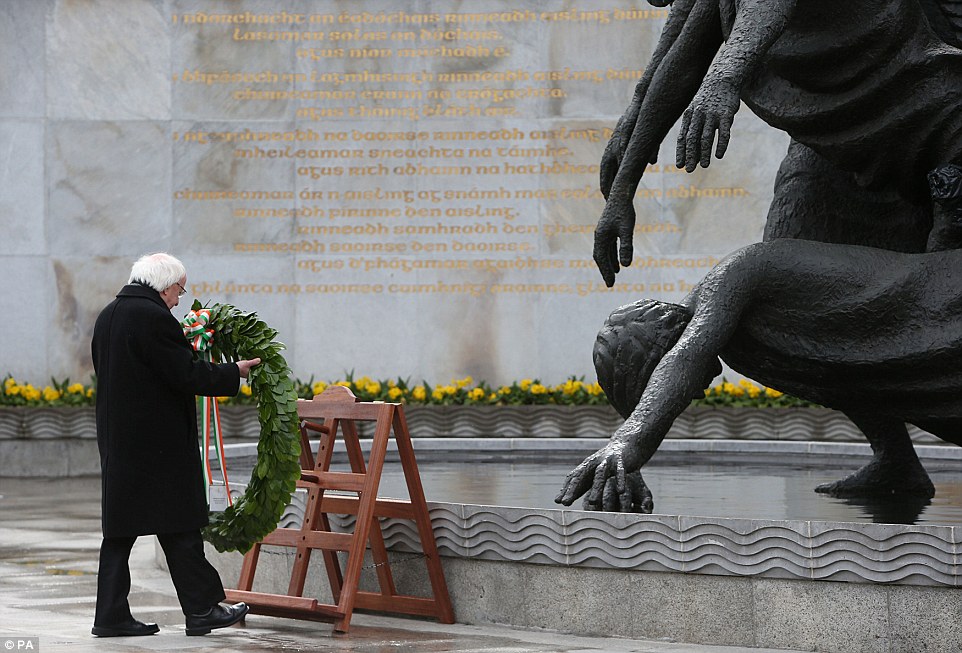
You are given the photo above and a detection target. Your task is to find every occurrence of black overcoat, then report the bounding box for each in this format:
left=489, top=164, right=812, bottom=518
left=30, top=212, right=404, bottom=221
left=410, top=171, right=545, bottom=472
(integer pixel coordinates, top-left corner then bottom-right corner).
left=92, top=284, right=239, bottom=537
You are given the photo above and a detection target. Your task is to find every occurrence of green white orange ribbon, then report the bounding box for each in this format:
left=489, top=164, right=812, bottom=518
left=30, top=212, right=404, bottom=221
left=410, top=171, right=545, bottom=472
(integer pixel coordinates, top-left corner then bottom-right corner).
left=182, top=308, right=214, bottom=352
left=182, top=308, right=232, bottom=509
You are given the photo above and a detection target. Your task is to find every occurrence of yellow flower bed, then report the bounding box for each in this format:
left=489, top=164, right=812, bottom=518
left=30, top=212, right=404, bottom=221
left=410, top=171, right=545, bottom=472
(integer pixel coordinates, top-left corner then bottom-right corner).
left=699, top=378, right=815, bottom=408
left=2, top=376, right=94, bottom=407
left=2, top=373, right=815, bottom=409
left=282, top=374, right=609, bottom=407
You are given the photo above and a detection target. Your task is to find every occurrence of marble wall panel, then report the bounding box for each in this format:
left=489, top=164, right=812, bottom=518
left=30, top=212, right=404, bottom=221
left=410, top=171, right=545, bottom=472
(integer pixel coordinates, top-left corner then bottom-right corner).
left=662, top=112, right=788, bottom=255
left=536, top=118, right=620, bottom=259
left=47, top=256, right=134, bottom=381
left=2, top=0, right=796, bottom=386
left=413, top=267, right=543, bottom=383
left=288, top=263, right=529, bottom=382
left=172, top=120, right=298, bottom=255
left=534, top=263, right=705, bottom=381
left=0, top=257, right=50, bottom=379
left=537, top=286, right=618, bottom=378
left=541, top=1, right=666, bottom=121
left=171, top=0, right=296, bottom=120
left=47, top=0, right=171, bottom=120
left=0, top=121, right=45, bottom=255
left=47, top=121, right=172, bottom=257
left=415, top=0, right=552, bottom=122
left=181, top=253, right=297, bottom=320
left=0, top=1, right=45, bottom=119
left=288, top=0, right=434, bottom=126
left=289, top=260, right=423, bottom=380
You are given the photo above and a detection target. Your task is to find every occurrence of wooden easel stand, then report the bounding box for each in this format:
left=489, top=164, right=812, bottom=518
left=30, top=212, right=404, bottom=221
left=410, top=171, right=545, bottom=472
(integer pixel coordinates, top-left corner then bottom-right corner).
left=225, top=387, right=454, bottom=632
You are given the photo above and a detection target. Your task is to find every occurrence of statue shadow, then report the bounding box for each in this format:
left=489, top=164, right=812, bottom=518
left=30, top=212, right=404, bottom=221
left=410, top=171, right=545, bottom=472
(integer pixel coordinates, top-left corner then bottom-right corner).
left=829, top=495, right=932, bottom=525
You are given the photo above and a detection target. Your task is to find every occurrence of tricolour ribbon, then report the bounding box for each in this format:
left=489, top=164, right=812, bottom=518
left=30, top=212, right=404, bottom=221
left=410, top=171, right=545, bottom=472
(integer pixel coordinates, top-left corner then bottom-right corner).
left=181, top=309, right=232, bottom=509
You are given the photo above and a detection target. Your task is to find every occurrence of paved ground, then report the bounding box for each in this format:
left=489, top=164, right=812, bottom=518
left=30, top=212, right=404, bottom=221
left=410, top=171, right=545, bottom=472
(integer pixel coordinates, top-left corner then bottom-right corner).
left=0, top=476, right=805, bottom=653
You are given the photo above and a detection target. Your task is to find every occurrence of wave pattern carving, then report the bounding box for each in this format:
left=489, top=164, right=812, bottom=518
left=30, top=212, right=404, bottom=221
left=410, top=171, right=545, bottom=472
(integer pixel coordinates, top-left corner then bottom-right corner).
left=679, top=519, right=812, bottom=578
left=671, top=408, right=937, bottom=444
left=396, top=406, right=939, bottom=443
left=403, top=406, right=622, bottom=439
left=0, top=409, right=98, bottom=440
left=271, top=495, right=962, bottom=586
left=5, top=405, right=942, bottom=445
left=809, top=523, right=958, bottom=585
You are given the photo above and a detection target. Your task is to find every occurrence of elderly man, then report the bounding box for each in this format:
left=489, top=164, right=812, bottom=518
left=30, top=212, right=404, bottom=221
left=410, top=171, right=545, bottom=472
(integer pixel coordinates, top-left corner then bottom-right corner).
left=91, top=253, right=260, bottom=637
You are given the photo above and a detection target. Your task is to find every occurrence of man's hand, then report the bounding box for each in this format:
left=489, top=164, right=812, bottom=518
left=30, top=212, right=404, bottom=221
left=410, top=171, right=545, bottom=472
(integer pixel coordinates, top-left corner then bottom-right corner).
left=236, top=358, right=261, bottom=379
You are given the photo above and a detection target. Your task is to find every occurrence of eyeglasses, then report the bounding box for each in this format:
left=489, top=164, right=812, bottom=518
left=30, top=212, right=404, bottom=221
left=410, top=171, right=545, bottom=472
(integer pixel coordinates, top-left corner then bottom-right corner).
left=174, top=282, right=187, bottom=297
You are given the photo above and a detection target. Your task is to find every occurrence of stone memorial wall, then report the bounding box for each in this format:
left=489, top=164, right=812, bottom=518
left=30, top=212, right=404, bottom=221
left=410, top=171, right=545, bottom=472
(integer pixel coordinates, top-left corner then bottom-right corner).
left=0, top=0, right=789, bottom=384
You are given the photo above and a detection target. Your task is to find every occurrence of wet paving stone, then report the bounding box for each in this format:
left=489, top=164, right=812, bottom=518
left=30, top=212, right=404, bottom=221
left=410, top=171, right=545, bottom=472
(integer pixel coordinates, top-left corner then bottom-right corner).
left=0, top=476, right=801, bottom=653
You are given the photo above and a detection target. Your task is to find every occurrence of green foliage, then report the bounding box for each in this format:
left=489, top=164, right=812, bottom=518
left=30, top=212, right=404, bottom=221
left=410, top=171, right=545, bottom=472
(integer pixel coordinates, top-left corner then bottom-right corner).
left=193, top=301, right=302, bottom=554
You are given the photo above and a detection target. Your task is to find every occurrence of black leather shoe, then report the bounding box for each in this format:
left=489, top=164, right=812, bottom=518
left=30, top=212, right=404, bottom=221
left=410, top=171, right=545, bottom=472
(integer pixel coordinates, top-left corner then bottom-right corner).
left=185, top=602, right=249, bottom=636
left=91, top=618, right=160, bottom=637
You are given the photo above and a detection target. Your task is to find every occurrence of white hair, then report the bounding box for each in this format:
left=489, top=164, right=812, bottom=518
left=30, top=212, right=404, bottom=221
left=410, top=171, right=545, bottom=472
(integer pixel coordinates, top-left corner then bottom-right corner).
left=128, top=253, right=186, bottom=292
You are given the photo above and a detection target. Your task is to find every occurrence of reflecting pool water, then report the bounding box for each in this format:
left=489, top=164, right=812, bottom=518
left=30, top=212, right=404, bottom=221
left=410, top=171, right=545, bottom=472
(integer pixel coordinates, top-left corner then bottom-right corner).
left=229, top=454, right=962, bottom=525
left=368, top=460, right=962, bottom=525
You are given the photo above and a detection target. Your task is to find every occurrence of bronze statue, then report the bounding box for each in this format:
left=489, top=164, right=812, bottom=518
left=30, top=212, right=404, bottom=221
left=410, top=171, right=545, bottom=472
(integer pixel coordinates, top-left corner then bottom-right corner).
left=557, top=166, right=962, bottom=512
left=595, top=0, right=962, bottom=285
left=559, top=0, right=962, bottom=511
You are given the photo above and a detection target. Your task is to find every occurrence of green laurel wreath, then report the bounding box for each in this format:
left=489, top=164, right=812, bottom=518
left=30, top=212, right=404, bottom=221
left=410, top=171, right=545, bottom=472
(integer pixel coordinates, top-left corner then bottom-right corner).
left=190, top=300, right=301, bottom=553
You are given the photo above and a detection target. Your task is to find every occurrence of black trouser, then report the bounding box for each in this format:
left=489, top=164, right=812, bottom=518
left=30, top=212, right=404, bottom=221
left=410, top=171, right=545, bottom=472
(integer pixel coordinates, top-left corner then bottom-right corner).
left=94, top=530, right=226, bottom=626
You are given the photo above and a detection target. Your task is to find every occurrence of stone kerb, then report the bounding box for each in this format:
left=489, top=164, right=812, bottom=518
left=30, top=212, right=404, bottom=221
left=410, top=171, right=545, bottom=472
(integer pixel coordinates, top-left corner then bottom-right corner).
left=0, top=407, right=100, bottom=476
left=201, top=497, right=962, bottom=652
left=272, top=499, right=962, bottom=587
